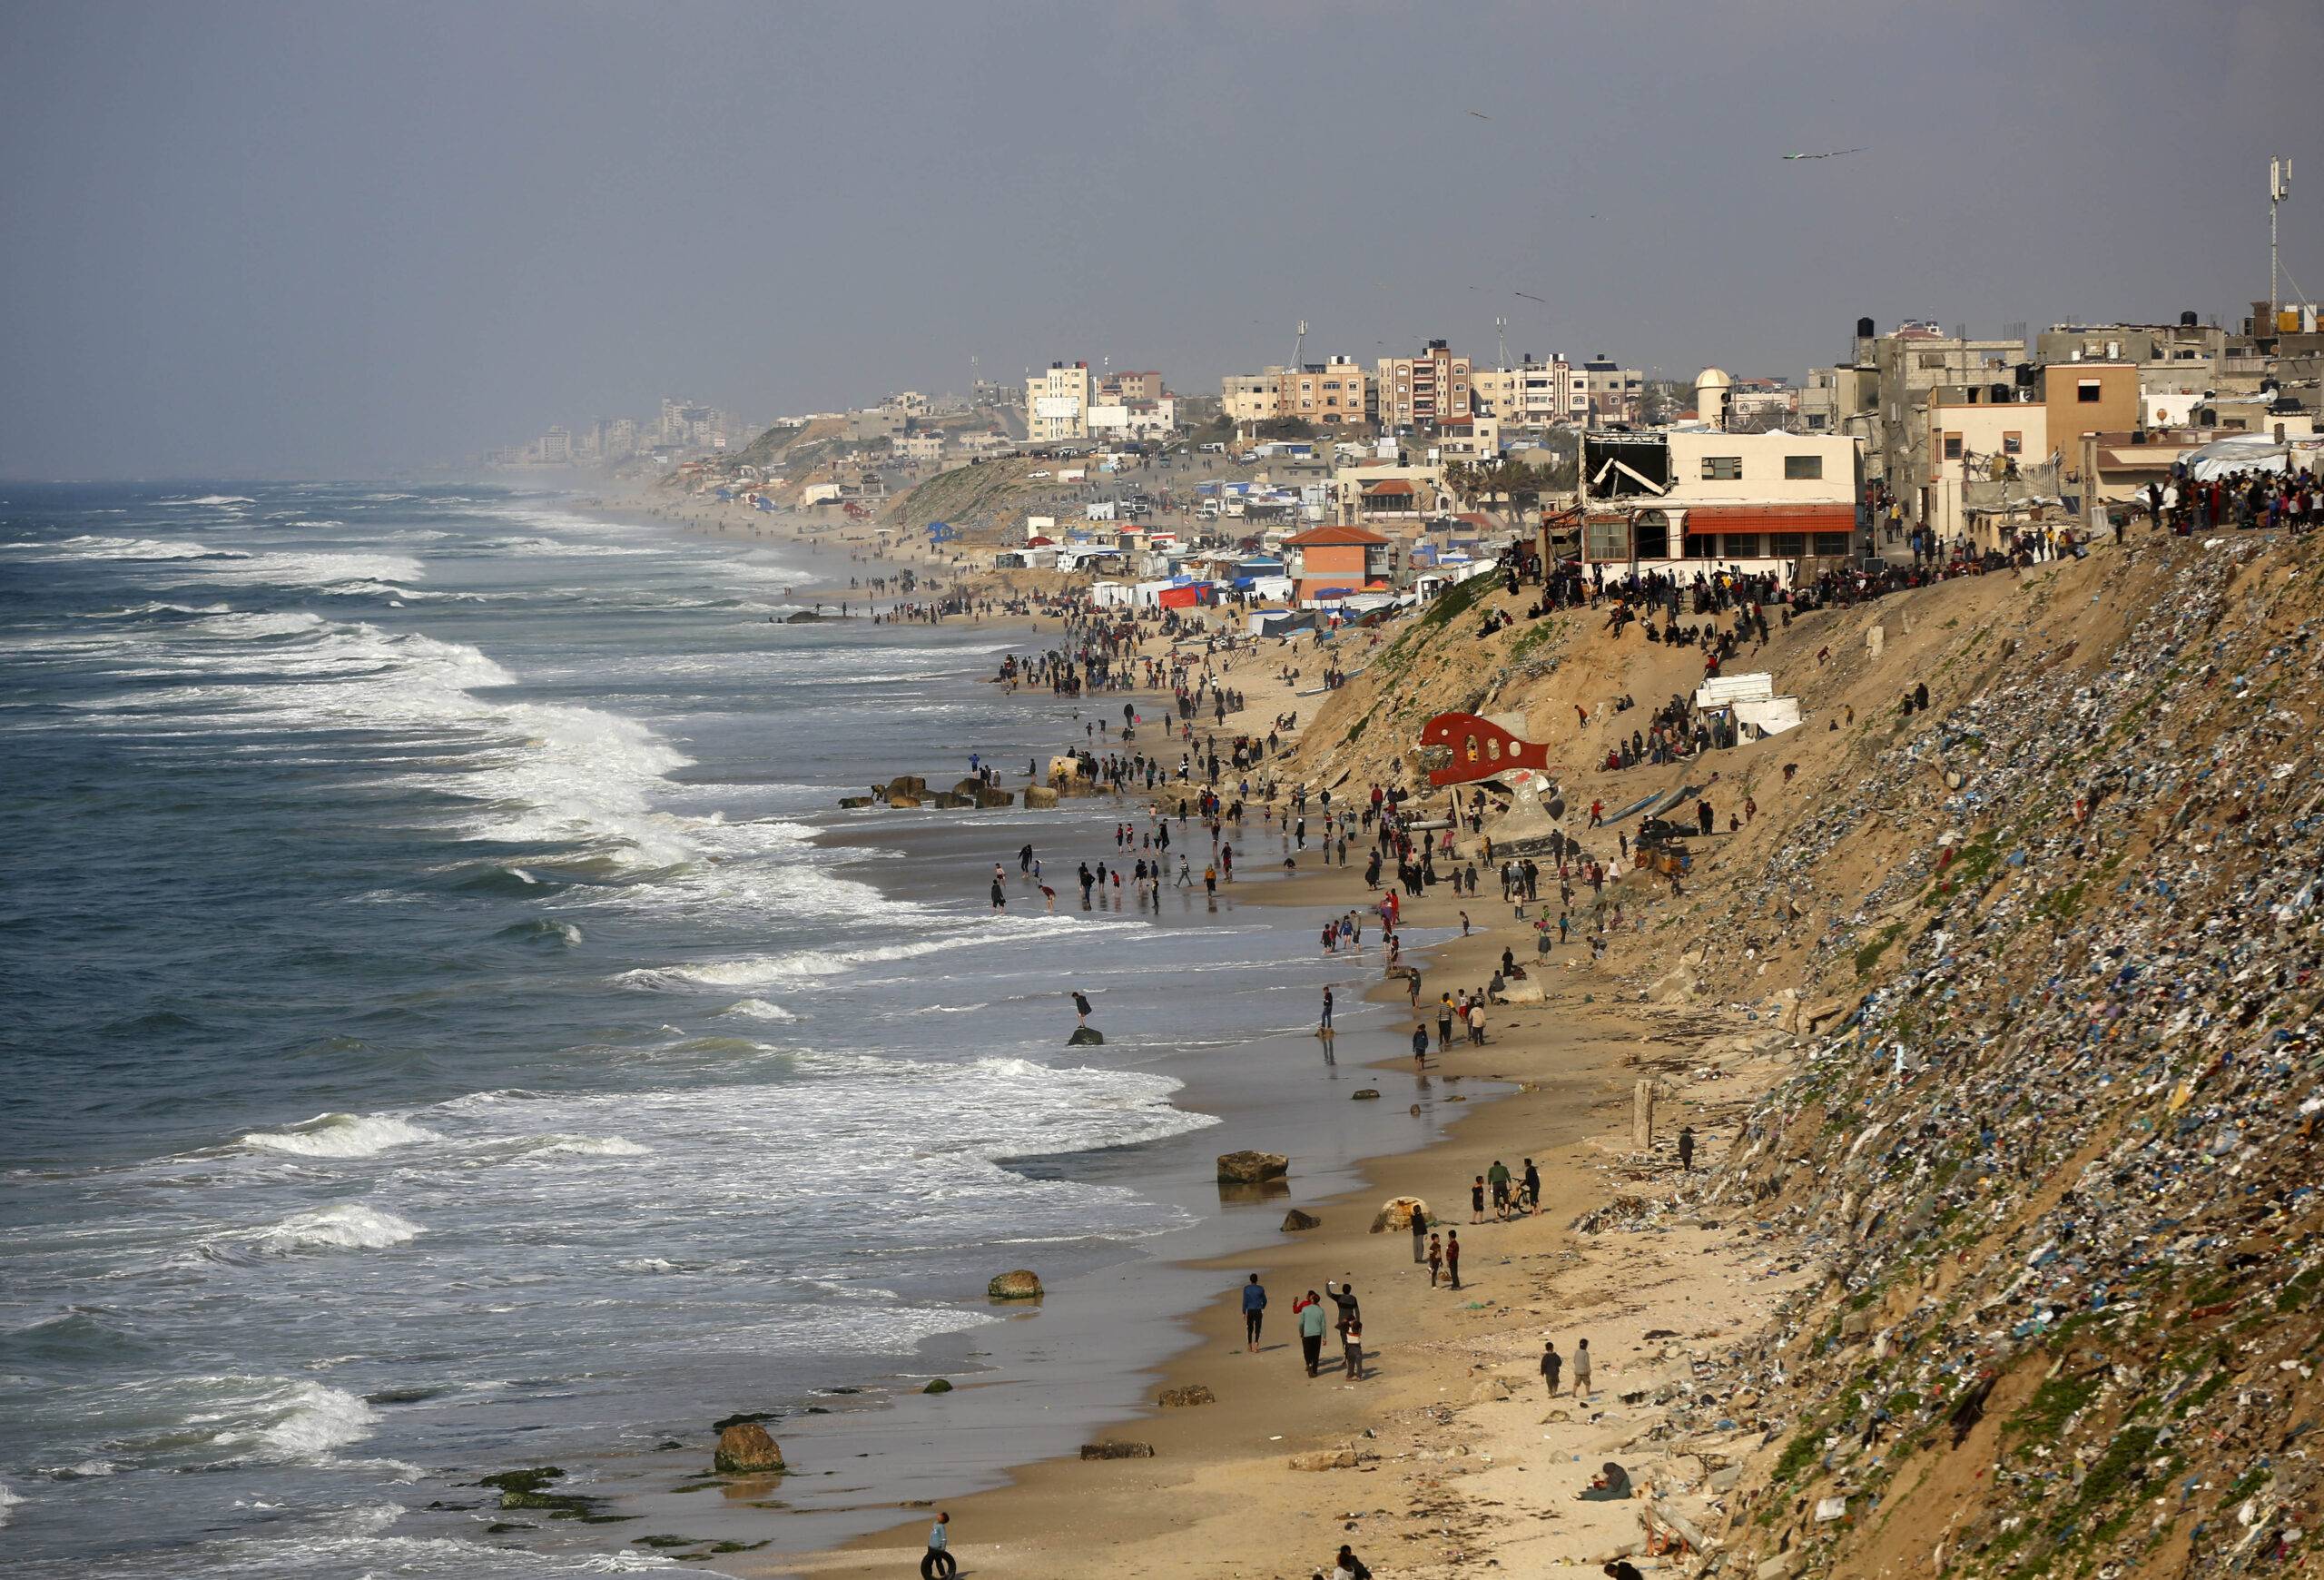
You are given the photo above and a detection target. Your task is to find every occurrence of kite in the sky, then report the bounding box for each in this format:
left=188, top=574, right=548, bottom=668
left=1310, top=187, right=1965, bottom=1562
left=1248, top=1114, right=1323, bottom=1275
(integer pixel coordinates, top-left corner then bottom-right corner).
left=1783, top=147, right=1866, bottom=160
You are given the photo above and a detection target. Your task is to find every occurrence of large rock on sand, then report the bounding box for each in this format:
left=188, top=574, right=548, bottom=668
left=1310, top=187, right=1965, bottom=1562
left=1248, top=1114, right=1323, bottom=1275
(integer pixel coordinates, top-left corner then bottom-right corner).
left=1288, top=1447, right=1358, bottom=1471
left=987, top=1269, right=1044, bottom=1301
left=1022, top=785, right=1059, bottom=809
left=1369, top=1196, right=1429, bottom=1233
left=1280, top=1208, right=1321, bottom=1232
left=1079, top=1440, right=1154, bottom=1459
left=1157, top=1384, right=1215, bottom=1407
left=1216, top=1150, right=1288, bottom=1184
left=713, top=1422, right=785, bottom=1475
left=885, top=775, right=926, bottom=800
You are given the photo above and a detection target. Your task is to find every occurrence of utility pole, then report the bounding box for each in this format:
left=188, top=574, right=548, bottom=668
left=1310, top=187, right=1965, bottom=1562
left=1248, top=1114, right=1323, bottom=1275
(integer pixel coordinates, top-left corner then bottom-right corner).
left=2271, top=155, right=2294, bottom=331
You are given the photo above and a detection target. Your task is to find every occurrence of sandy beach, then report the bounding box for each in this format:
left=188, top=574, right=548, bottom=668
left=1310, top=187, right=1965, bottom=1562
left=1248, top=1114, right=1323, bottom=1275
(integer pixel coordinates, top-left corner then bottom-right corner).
left=549, top=485, right=1821, bottom=1578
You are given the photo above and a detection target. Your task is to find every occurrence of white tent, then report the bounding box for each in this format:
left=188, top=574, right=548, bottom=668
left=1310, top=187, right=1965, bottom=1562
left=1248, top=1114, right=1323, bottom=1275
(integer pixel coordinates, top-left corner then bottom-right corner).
left=2183, top=433, right=2324, bottom=480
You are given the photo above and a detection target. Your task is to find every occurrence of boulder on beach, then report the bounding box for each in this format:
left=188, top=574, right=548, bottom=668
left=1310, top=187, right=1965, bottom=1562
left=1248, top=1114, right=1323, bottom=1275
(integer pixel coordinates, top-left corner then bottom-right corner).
left=1368, top=1196, right=1429, bottom=1233
left=884, top=775, right=926, bottom=800
left=1288, top=1447, right=1358, bottom=1471
left=950, top=778, right=986, bottom=798
left=987, top=1269, right=1044, bottom=1301
left=1280, top=1208, right=1321, bottom=1232
left=922, top=1378, right=952, bottom=1394
left=1078, top=1440, right=1154, bottom=1459
left=885, top=794, right=922, bottom=809
left=1216, top=1150, right=1288, bottom=1184
left=1157, top=1384, right=1215, bottom=1407
left=713, top=1422, right=785, bottom=1476
left=975, top=789, right=1016, bottom=808
left=1066, top=1026, right=1104, bottom=1046
left=931, top=791, right=973, bottom=809
left=1351, top=1088, right=1381, bottom=1101
left=1022, top=785, right=1059, bottom=809
left=836, top=795, right=875, bottom=809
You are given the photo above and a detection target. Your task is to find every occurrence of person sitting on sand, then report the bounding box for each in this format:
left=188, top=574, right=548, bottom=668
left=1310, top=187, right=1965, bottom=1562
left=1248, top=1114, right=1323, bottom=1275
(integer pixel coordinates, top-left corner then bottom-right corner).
left=1577, top=1461, right=1632, bottom=1501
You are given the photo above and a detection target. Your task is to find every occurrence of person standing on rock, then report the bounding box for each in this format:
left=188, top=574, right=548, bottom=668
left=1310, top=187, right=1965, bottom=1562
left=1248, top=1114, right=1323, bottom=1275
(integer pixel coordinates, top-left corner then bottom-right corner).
left=1071, top=989, right=1093, bottom=1027
left=920, top=1511, right=954, bottom=1579
left=1241, top=1272, right=1267, bottom=1352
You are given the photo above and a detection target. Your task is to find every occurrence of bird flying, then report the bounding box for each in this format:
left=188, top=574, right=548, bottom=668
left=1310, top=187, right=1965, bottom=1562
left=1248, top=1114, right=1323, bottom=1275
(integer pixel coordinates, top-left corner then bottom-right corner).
left=1513, top=291, right=1548, bottom=305
left=1468, top=110, right=1491, bottom=120
left=1783, top=147, right=1866, bottom=160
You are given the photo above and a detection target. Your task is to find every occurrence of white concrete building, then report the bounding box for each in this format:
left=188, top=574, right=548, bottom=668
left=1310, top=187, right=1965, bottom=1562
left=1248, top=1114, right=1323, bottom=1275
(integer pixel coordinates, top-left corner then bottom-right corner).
left=1026, top=361, right=1093, bottom=443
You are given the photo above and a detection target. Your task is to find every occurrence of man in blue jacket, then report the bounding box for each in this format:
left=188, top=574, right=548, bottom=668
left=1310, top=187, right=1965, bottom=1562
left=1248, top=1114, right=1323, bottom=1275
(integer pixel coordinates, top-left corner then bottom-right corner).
left=1241, top=1272, right=1267, bottom=1352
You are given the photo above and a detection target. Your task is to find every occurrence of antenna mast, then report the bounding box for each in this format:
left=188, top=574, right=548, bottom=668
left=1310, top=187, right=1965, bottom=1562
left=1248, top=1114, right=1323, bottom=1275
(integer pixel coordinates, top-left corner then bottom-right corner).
left=1495, top=315, right=1510, bottom=369
left=1290, top=321, right=1307, bottom=371
left=2271, top=155, right=2294, bottom=329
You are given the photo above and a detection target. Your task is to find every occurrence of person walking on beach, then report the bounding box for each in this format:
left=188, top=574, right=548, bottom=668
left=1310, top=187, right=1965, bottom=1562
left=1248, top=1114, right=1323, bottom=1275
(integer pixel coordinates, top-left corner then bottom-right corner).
left=1470, top=1174, right=1486, bottom=1223
left=1445, top=1229, right=1462, bottom=1289
left=1319, top=985, right=1334, bottom=1032
left=1571, top=1337, right=1592, bottom=1399
left=1426, top=1231, right=1443, bottom=1287
left=1296, top=1289, right=1327, bottom=1377
left=1436, top=996, right=1454, bottom=1053
left=920, top=1512, right=954, bottom=1579
left=1522, top=1158, right=1541, bottom=1217
left=1540, top=1340, right=1562, bottom=1397
left=1410, top=1203, right=1427, bottom=1263
left=990, top=872, right=1006, bottom=909
left=1411, top=1022, right=1429, bottom=1067
left=1488, top=1159, right=1512, bottom=1220
left=1241, top=1272, right=1267, bottom=1352
left=1327, top=1279, right=1359, bottom=1336
left=1340, top=1315, right=1364, bottom=1380
left=1679, top=1124, right=1697, bottom=1171
left=1070, top=989, right=1093, bottom=1027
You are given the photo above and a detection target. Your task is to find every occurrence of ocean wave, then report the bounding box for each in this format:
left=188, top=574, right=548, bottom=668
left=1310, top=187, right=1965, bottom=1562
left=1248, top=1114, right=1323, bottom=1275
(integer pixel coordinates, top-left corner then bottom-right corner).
left=247, top=1381, right=379, bottom=1460
left=40, top=1458, right=118, bottom=1479
left=718, top=997, right=797, bottom=1021
left=10, top=533, right=427, bottom=589
left=241, top=1112, right=438, bottom=1158
left=76, top=600, right=232, bottom=619
left=525, top=1135, right=649, bottom=1157
left=162, top=494, right=255, bottom=506
left=222, top=1204, right=424, bottom=1255
left=496, top=918, right=583, bottom=947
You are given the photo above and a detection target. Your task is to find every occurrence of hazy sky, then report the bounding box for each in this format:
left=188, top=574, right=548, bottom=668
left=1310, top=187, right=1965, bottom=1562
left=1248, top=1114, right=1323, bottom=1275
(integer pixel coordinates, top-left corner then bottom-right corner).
left=4, top=0, right=2319, bottom=478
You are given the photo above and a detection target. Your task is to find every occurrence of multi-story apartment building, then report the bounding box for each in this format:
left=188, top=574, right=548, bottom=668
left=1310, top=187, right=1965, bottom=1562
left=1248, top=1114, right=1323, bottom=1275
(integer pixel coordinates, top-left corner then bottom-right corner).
left=1580, top=356, right=1645, bottom=427
left=1026, top=361, right=1093, bottom=444
left=1471, top=354, right=1585, bottom=431
left=1222, top=371, right=1281, bottom=428
left=1277, top=358, right=1367, bottom=427
left=1098, top=370, right=1165, bottom=404
left=1374, top=340, right=1472, bottom=431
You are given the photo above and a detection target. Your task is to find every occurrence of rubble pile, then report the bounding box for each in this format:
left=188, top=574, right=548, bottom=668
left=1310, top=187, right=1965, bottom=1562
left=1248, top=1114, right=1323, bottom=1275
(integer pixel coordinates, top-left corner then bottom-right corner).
left=1624, top=539, right=2322, bottom=1575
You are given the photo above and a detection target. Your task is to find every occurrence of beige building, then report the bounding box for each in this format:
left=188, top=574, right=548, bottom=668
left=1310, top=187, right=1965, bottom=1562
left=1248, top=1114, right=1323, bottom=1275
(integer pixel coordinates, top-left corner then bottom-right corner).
left=1580, top=356, right=1644, bottom=426
left=2040, top=362, right=2141, bottom=494
left=1026, top=361, right=1093, bottom=443
left=1222, top=370, right=1282, bottom=429
left=1374, top=340, right=1472, bottom=431
left=1923, top=390, right=2051, bottom=547
left=1577, top=428, right=1863, bottom=582
left=1222, top=359, right=1369, bottom=431
left=1472, top=354, right=1584, bottom=431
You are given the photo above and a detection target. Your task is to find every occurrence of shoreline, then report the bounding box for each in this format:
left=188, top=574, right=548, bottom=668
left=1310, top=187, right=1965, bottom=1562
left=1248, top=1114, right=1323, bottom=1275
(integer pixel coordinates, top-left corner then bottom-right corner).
left=595, top=485, right=1812, bottom=1576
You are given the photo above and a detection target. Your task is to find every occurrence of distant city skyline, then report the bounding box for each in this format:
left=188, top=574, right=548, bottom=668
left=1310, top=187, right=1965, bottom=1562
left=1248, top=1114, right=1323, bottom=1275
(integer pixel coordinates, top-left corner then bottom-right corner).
left=3, top=1, right=2319, bottom=478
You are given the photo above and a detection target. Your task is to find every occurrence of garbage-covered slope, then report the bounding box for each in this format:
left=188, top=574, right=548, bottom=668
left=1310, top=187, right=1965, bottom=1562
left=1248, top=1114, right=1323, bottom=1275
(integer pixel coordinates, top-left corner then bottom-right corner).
left=1671, top=536, right=2324, bottom=1577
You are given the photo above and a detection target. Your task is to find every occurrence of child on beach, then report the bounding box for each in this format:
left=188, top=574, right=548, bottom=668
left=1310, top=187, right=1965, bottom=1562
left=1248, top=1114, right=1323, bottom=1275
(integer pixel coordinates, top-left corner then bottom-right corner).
left=1426, top=1233, right=1443, bottom=1287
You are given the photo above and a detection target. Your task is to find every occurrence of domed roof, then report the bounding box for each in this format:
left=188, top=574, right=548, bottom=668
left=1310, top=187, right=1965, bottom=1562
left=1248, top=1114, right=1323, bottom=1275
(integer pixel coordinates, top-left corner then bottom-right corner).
left=1694, top=367, right=1734, bottom=390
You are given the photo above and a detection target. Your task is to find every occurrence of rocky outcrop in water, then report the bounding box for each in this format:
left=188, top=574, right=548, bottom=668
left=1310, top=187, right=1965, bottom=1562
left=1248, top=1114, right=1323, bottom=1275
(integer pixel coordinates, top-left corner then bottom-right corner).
left=1216, top=1150, right=1288, bottom=1183
left=712, top=1422, right=785, bottom=1475
left=987, top=1269, right=1043, bottom=1300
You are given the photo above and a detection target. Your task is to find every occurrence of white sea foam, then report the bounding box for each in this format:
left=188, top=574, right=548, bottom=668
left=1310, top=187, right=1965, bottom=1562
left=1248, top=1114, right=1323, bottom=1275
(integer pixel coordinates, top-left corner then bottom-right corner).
left=11, top=533, right=426, bottom=589
left=162, top=494, right=255, bottom=506
left=527, top=1135, right=650, bottom=1157
left=241, top=1112, right=438, bottom=1158
left=43, top=1458, right=118, bottom=1479
left=0, top=1482, right=21, bottom=1526
left=231, top=1204, right=424, bottom=1255
left=719, top=997, right=797, bottom=1021
left=250, top=1382, right=379, bottom=1460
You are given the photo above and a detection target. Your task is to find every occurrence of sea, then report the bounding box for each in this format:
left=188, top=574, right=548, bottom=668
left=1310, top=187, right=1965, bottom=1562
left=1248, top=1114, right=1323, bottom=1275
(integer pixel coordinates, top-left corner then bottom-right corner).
left=0, top=483, right=1447, bottom=1576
